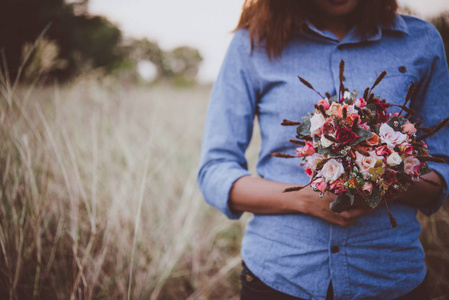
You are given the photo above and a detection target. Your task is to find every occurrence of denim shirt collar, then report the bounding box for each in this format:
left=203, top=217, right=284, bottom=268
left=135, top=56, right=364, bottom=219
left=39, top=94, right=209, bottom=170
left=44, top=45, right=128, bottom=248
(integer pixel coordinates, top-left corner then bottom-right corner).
left=303, top=14, right=409, bottom=45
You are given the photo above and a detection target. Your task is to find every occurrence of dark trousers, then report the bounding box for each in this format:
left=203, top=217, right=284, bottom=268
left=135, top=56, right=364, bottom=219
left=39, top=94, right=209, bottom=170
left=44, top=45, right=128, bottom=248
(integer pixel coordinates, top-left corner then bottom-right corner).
left=240, top=261, right=429, bottom=300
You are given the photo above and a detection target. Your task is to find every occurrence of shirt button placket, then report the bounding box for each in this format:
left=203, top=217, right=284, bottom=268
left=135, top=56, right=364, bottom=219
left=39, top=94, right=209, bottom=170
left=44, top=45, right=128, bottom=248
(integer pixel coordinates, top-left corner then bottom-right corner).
left=330, top=44, right=346, bottom=97
left=329, top=224, right=350, bottom=300
left=329, top=42, right=351, bottom=300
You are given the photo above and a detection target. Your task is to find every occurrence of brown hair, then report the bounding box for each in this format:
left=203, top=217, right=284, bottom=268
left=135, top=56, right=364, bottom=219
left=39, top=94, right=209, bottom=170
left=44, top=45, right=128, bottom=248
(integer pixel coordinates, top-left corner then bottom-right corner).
left=235, top=0, right=398, bottom=58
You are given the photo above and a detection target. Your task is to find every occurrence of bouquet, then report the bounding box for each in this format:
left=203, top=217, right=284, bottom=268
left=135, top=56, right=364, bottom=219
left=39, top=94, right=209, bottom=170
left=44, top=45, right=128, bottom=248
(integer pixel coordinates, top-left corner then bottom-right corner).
left=271, top=60, right=448, bottom=227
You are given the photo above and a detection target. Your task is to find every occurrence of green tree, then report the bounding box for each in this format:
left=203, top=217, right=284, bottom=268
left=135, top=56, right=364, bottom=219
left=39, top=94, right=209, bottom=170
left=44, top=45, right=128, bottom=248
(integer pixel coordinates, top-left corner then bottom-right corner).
left=0, top=0, right=123, bottom=82
left=122, top=38, right=203, bottom=84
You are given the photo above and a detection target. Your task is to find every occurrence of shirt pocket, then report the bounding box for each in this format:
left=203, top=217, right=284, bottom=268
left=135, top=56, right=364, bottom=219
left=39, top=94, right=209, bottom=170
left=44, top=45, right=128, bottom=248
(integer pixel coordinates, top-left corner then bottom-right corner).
left=371, top=65, right=419, bottom=108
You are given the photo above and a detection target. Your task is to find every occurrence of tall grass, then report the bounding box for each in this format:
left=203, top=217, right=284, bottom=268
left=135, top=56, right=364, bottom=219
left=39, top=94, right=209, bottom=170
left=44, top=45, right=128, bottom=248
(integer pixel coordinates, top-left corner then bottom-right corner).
left=0, top=76, right=260, bottom=299
left=0, top=74, right=447, bottom=299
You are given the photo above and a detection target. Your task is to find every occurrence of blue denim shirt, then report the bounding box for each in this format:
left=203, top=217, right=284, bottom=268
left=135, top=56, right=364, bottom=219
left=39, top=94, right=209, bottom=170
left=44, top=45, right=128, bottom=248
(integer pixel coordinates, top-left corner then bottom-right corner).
left=197, top=14, right=449, bottom=300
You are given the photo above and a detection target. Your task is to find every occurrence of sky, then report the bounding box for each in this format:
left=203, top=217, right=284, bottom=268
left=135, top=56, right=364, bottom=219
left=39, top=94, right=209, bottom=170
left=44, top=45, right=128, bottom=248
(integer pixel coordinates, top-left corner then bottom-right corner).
left=88, top=0, right=449, bottom=82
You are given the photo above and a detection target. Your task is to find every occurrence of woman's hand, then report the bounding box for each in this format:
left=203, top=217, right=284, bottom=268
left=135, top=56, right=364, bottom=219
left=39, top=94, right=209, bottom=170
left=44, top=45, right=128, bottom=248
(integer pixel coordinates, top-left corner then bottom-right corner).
left=393, top=170, right=444, bottom=208
left=229, top=176, right=373, bottom=226
left=297, top=186, right=373, bottom=227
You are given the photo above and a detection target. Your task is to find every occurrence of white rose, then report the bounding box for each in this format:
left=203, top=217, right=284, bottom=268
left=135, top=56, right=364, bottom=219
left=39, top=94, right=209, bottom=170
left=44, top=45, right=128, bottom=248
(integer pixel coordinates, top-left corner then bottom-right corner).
left=386, top=152, right=402, bottom=166
left=309, top=113, right=326, bottom=135
left=320, top=134, right=334, bottom=148
left=320, top=159, right=345, bottom=182
left=306, top=153, right=325, bottom=171
left=346, top=104, right=356, bottom=115
left=379, top=123, right=407, bottom=149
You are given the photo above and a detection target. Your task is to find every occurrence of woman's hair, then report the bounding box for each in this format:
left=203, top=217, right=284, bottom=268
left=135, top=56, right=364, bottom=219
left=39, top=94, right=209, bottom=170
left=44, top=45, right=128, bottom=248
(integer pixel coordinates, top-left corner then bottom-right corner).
left=235, top=0, right=398, bottom=58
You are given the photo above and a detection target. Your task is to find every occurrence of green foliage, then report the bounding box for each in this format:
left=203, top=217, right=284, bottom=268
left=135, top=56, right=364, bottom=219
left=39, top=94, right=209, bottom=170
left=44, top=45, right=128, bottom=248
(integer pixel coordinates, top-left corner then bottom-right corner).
left=0, top=0, right=123, bottom=81
left=387, top=116, right=408, bottom=132
left=353, top=127, right=373, bottom=145
left=123, top=38, right=203, bottom=84
left=296, top=118, right=311, bottom=138
left=364, top=188, right=383, bottom=209
left=330, top=194, right=353, bottom=213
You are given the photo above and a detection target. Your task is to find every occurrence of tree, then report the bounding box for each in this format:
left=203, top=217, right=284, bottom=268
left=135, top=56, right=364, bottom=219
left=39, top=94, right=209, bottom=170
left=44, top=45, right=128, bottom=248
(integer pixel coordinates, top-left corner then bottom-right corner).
left=0, top=0, right=123, bottom=82
left=122, top=38, right=203, bottom=84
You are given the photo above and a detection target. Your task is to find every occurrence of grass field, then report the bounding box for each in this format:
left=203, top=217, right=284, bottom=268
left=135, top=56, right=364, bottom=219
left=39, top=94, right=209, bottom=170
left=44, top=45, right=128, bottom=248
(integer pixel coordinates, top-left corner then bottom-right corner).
left=0, top=78, right=448, bottom=299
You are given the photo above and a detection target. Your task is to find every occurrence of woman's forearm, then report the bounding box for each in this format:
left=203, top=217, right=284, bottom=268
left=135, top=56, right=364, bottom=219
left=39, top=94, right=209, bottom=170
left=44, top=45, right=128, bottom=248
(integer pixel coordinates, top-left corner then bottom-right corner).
left=394, top=171, right=444, bottom=208
left=229, top=175, right=372, bottom=226
left=229, top=176, right=306, bottom=214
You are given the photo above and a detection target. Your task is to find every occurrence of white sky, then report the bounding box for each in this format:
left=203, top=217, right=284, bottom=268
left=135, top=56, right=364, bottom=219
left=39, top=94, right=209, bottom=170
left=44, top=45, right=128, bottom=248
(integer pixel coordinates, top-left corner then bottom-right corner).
left=88, top=0, right=449, bottom=82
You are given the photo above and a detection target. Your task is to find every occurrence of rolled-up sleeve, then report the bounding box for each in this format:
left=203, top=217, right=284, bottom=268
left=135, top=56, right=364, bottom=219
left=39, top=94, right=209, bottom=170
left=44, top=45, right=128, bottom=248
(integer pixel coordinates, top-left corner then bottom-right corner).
left=197, top=30, right=258, bottom=219
left=411, top=26, right=449, bottom=216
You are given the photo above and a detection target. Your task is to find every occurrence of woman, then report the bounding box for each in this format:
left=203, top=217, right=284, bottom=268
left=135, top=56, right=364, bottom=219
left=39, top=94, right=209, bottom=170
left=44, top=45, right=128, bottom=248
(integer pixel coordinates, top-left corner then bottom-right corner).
left=197, top=0, right=449, bottom=299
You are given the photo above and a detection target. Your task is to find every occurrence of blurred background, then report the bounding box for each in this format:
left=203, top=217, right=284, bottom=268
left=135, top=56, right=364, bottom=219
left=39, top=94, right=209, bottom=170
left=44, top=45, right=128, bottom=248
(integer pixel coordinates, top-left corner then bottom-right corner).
left=0, top=0, right=448, bottom=299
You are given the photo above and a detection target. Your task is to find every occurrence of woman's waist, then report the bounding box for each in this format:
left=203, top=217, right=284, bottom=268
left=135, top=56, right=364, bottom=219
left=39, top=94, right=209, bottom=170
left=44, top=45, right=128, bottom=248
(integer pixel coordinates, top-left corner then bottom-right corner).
left=243, top=204, right=421, bottom=249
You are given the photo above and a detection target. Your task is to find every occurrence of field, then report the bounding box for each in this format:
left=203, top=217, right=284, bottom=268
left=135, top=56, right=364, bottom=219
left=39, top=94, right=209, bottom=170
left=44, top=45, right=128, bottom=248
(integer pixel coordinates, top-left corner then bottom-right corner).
left=0, top=78, right=448, bottom=299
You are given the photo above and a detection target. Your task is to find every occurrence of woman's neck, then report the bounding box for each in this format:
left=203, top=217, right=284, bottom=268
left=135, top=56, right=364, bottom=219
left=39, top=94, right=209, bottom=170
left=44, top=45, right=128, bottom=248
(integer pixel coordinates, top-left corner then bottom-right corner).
left=323, top=18, right=354, bottom=40
left=311, top=13, right=358, bottom=41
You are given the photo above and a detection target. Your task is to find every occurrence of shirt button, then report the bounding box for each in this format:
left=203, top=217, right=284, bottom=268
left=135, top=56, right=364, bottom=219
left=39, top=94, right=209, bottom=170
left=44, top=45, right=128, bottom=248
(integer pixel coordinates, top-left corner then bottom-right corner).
left=331, top=246, right=340, bottom=253
left=399, top=66, right=407, bottom=73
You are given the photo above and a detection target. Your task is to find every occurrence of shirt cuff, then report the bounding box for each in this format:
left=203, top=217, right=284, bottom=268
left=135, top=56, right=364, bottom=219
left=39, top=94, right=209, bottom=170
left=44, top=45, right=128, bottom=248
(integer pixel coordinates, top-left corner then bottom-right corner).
left=418, top=162, right=449, bottom=216
left=198, top=162, right=251, bottom=220
left=220, top=170, right=250, bottom=220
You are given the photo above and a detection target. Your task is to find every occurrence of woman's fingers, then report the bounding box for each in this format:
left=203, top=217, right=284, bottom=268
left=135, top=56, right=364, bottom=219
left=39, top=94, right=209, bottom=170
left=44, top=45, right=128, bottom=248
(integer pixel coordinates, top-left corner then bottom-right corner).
left=322, top=210, right=357, bottom=227
left=338, top=208, right=373, bottom=220
left=304, top=189, right=373, bottom=227
left=322, top=207, right=373, bottom=227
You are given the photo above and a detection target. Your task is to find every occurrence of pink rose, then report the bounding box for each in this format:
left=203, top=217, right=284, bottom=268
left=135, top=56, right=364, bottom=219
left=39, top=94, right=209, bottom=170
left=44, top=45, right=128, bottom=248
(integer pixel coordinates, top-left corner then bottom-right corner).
left=404, top=157, right=421, bottom=176
left=379, top=123, right=407, bottom=149
left=305, top=165, right=313, bottom=177
left=320, top=159, right=345, bottom=182
left=399, top=143, right=413, bottom=155
left=327, top=102, right=342, bottom=117
left=310, top=113, right=326, bottom=136
left=355, top=150, right=384, bottom=178
left=355, top=97, right=367, bottom=108
left=329, top=179, right=346, bottom=195
left=375, top=145, right=391, bottom=157
left=312, top=178, right=328, bottom=193
left=296, top=141, right=315, bottom=157
left=362, top=182, right=373, bottom=195
left=317, top=98, right=330, bottom=110
left=403, top=122, right=417, bottom=135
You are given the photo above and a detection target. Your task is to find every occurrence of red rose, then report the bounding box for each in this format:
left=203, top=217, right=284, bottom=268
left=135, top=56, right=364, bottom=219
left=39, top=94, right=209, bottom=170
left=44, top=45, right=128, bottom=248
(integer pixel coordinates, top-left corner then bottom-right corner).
left=382, top=169, right=398, bottom=186
left=372, top=99, right=389, bottom=123
left=372, top=98, right=389, bottom=110
left=335, top=127, right=360, bottom=145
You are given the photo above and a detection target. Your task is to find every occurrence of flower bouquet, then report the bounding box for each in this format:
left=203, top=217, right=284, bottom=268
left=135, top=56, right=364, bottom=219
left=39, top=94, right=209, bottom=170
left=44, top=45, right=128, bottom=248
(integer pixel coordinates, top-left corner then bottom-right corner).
left=271, top=61, right=448, bottom=227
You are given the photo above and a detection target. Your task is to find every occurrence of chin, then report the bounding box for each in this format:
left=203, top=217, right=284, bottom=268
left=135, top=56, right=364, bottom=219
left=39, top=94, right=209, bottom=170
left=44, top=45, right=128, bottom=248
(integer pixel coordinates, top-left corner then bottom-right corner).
left=313, top=0, right=361, bottom=17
